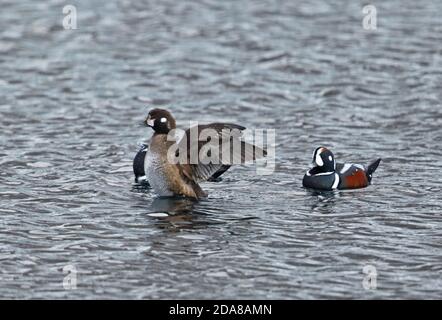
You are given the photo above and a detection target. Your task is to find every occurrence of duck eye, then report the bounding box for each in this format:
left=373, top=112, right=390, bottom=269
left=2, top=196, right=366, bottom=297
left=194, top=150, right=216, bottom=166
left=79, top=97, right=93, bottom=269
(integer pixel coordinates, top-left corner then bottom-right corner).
left=160, top=117, right=167, bottom=123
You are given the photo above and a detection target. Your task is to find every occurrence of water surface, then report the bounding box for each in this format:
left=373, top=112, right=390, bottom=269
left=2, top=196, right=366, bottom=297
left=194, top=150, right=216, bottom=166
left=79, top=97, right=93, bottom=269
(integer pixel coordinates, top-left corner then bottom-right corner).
left=0, top=0, right=441, bottom=299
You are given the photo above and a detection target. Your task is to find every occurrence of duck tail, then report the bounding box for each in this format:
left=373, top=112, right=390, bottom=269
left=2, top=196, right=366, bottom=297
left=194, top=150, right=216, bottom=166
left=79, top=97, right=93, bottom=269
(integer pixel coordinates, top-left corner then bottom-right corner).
left=366, top=158, right=381, bottom=182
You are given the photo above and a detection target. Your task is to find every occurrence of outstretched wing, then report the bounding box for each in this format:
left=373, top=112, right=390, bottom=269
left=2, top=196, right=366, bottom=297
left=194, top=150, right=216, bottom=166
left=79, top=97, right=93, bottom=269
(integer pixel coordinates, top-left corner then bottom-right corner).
left=176, top=123, right=266, bottom=182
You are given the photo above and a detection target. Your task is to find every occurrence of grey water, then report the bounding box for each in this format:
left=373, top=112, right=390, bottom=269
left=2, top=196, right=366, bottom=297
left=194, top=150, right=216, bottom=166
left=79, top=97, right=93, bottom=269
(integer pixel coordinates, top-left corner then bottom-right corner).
left=0, top=0, right=441, bottom=299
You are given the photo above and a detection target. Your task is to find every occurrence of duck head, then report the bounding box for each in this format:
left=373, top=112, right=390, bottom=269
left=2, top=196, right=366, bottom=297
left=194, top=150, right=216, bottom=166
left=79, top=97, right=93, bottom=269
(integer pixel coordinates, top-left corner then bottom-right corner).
left=312, top=147, right=336, bottom=172
left=145, top=108, right=176, bottom=134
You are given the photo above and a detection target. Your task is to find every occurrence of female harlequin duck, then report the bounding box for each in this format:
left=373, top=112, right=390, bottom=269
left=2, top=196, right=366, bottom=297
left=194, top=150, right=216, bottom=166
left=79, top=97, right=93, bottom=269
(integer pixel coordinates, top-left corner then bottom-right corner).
left=303, top=147, right=381, bottom=190
left=140, top=108, right=266, bottom=199
left=133, top=143, right=230, bottom=185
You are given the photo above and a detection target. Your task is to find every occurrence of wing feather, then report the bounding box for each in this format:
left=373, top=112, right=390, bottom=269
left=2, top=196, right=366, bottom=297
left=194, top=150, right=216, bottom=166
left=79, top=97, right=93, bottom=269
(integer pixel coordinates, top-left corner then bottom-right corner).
left=175, top=123, right=266, bottom=182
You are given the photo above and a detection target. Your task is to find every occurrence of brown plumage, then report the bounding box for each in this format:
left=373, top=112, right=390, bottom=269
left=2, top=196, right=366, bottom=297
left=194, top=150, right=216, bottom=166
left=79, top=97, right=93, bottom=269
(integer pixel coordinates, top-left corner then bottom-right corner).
left=143, top=108, right=266, bottom=199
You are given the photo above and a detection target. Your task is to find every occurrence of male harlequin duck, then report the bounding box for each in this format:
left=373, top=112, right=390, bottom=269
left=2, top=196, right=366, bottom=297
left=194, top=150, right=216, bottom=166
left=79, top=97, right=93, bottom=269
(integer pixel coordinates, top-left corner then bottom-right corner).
left=142, top=108, right=266, bottom=199
left=303, top=147, right=381, bottom=190
left=133, top=143, right=150, bottom=184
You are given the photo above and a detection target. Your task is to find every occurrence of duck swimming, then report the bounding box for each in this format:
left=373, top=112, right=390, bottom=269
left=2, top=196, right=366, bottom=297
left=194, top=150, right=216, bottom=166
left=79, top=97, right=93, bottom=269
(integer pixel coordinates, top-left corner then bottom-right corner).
left=133, top=143, right=231, bottom=184
left=303, top=147, right=381, bottom=190
left=141, top=108, right=266, bottom=199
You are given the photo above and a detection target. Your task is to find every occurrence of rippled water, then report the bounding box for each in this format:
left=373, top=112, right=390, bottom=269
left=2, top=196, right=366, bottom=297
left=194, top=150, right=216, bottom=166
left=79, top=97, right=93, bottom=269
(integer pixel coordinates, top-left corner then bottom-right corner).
left=1, top=0, right=441, bottom=299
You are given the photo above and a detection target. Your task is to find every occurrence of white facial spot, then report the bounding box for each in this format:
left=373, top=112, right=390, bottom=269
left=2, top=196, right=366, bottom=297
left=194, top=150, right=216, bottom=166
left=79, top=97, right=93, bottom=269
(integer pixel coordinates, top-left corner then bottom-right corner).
left=315, top=149, right=324, bottom=167
left=329, top=156, right=332, bottom=161
left=160, top=117, right=167, bottom=123
left=147, top=119, right=155, bottom=127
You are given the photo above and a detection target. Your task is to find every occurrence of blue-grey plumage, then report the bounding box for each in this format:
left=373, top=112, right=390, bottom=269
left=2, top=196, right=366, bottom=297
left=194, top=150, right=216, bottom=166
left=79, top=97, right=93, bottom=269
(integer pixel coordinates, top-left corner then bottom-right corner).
left=303, top=147, right=381, bottom=191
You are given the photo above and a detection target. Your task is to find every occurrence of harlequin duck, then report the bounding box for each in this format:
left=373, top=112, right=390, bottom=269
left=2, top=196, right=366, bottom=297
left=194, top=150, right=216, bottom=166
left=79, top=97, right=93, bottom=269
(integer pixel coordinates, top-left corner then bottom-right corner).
left=142, top=108, right=266, bottom=199
left=303, top=147, right=381, bottom=190
left=133, top=143, right=150, bottom=184
left=133, top=146, right=231, bottom=184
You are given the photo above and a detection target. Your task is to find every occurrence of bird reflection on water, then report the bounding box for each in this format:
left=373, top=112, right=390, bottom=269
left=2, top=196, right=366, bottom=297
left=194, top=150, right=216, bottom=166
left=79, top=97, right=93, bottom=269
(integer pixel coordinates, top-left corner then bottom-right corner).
left=146, top=196, right=212, bottom=231
left=305, top=189, right=340, bottom=215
